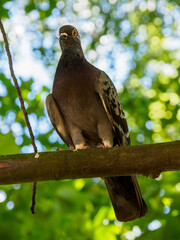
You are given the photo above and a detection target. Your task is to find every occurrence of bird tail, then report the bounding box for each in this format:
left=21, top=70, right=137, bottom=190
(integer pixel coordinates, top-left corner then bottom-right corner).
left=103, top=176, right=148, bottom=222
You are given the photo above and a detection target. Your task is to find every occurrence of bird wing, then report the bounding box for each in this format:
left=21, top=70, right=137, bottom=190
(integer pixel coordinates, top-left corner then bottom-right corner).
left=46, top=94, right=74, bottom=149
left=95, top=71, right=130, bottom=146
left=95, top=71, right=147, bottom=221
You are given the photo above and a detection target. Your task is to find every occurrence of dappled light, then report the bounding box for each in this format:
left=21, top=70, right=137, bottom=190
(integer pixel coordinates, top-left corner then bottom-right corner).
left=0, top=0, right=180, bottom=239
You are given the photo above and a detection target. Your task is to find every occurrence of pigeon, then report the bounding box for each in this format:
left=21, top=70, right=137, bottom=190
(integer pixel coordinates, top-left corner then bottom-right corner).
left=46, top=25, right=148, bottom=222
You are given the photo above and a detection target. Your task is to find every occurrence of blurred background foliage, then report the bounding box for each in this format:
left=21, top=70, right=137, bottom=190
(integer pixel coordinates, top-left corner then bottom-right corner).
left=0, top=0, right=180, bottom=239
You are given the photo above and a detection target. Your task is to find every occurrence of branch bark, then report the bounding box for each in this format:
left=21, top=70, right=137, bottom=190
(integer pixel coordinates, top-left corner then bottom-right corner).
left=0, top=140, right=180, bottom=185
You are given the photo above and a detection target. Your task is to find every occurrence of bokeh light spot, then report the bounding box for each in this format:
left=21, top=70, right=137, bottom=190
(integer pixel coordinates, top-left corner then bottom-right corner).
left=148, top=220, right=161, bottom=231
left=0, top=190, right=7, bottom=203
left=6, top=201, right=14, bottom=210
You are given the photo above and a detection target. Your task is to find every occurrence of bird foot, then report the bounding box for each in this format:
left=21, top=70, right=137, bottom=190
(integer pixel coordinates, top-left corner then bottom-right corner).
left=56, top=148, right=64, bottom=151
left=69, top=146, right=75, bottom=151
left=74, top=145, right=89, bottom=151
left=97, top=144, right=108, bottom=148
left=81, top=146, right=89, bottom=149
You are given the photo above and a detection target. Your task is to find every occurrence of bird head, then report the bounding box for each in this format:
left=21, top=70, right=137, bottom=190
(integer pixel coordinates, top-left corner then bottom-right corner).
left=59, top=25, right=82, bottom=52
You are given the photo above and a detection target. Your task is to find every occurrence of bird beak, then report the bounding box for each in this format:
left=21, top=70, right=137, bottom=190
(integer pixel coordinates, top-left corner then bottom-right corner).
left=60, top=33, right=68, bottom=40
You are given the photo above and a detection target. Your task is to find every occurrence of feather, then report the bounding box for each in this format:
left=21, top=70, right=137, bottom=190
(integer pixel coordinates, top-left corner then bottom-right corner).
left=46, top=94, right=74, bottom=149
left=96, top=71, right=148, bottom=221
left=96, top=71, right=130, bottom=146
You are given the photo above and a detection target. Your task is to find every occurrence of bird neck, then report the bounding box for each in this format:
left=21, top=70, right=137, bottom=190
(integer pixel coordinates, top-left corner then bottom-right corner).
left=54, top=49, right=87, bottom=81
left=61, top=47, right=85, bottom=62
left=56, top=48, right=86, bottom=75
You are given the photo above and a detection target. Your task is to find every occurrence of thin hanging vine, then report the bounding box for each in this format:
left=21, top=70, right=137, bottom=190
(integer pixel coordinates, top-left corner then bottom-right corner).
left=0, top=18, right=38, bottom=214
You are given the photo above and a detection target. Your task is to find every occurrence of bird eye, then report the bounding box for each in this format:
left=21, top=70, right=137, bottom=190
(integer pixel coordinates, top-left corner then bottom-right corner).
left=72, top=29, right=78, bottom=36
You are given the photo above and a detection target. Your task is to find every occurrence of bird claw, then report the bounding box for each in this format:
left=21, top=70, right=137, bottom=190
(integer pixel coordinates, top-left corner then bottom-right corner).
left=97, top=144, right=108, bottom=148
left=74, top=145, right=89, bottom=151
left=97, top=144, right=104, bottom=148
left=69, top=146, right=75, bottom=151
left=56, top=148, right=64, bottom=151
left=81, top=146, right=89, bottom=149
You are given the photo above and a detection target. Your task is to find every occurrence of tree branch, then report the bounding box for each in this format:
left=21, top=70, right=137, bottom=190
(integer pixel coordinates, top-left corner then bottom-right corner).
left=0, top=140, right=180, bottom=185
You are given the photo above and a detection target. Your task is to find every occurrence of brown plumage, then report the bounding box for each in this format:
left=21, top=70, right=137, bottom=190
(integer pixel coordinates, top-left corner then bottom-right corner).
left=46, top=25, right=148, bottom=222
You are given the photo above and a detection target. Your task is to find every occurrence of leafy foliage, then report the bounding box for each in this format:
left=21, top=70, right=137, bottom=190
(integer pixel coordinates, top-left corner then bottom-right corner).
left=0, top=0, right=180, bottom=239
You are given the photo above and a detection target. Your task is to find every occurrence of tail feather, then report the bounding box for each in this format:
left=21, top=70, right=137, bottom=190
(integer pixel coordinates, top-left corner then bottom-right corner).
left=103, top=176, right=148, bottom=222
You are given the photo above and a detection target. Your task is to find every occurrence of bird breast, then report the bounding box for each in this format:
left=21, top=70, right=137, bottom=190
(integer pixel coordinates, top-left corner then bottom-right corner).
left=52, top=64, right=111, bottom=137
